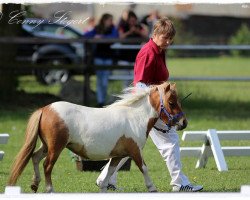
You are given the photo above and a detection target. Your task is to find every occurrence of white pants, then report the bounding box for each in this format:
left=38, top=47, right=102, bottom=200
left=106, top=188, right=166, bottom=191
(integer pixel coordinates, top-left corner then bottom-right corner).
left=97, top=82, right=190, bottom=187
left=97, top=121, right=190, bottom=187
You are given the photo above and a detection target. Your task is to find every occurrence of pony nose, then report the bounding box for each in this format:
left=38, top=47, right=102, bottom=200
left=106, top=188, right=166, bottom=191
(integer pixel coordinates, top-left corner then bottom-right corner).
left=182, top=119, right=188, bottom=129
left=176, top=118, right=188, bottom=130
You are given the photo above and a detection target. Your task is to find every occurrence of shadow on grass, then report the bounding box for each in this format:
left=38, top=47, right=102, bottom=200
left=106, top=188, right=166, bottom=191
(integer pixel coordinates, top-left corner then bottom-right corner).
left=0, top=91, right=61, bottom=114
left=0, top=90, right=96, bottom=122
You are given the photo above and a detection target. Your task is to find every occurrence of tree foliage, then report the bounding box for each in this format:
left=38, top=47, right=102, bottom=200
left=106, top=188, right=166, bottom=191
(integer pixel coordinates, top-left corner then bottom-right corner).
left=0, top=4, right=22, bottom=98
left=229, top=23, right=250, bottom=56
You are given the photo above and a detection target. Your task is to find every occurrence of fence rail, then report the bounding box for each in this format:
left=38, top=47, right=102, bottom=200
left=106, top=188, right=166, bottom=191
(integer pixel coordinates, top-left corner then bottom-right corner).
left=109, top=75, right=250, bottom=82
left=1, top=37, right=250, bottom=50
left=0, top=37, right=146, bottom=44
left=111, top=43, right=250, bottom=50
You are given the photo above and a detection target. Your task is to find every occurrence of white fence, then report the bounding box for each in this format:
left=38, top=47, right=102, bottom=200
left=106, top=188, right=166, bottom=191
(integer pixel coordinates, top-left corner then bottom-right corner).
left=0, top=133, right=9, bottom=161
left=1, top=186, right=250, bottom=200
left=180, top=129, right=250, bottom=171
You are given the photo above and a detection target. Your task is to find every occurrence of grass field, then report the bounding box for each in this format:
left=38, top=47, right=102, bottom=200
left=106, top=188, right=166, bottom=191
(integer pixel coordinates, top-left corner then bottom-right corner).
left=0, top=57, right=250, bottom=193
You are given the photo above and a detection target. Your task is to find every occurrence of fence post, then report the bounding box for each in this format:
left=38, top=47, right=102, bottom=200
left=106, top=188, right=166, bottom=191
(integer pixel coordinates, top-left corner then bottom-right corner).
left=195, top=139, right=211, bottom=168
left=207, top=129, right=228, bottom=171
left=83, top=40, right=92, bottom=106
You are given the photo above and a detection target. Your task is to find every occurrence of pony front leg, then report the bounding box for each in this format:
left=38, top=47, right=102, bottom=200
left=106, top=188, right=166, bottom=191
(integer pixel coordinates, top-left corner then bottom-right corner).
left=131, top=150, right=157, bottom=192
left=97, top=156, right=130, bottom=187
left=141, top=162, right=157, bottom=192
left=99, top=157, right=122, bottom=192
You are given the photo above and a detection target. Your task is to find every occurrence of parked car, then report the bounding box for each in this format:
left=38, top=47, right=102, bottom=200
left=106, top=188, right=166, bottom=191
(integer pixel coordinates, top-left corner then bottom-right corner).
left=18, top=19, right=85, bottom=85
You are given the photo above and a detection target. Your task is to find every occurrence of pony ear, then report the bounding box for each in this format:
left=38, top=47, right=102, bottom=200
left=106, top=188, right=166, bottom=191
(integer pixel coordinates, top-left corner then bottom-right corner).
left=171, top=83, right=176, bottom=89
left=164, top=84, right=171, bottom=93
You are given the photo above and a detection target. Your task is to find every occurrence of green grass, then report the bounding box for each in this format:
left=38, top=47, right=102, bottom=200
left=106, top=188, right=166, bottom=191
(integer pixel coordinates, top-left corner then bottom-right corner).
left=168, top=57, right=250, bottom=77
left=0, top=57, right=250, bottom=193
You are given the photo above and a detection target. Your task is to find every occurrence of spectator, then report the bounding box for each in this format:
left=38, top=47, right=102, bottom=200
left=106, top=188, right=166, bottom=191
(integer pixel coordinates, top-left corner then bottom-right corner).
left=117, top=11, right=148, bottom=63
left=117, top=9, right=129, bottom=29
left=115, top=11, right=149, bottom=87
left=83, top=13, right=119, bottom=107
left=118, top=10, right=148, bottom=39
left=141, top=10, right=161, bottom=37
left=83, top=16, right=96, bottom=33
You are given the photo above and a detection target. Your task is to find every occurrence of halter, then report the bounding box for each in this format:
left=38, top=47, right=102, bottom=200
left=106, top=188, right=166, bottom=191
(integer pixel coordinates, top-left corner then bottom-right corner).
left=156, top=88, right=184, bottom=130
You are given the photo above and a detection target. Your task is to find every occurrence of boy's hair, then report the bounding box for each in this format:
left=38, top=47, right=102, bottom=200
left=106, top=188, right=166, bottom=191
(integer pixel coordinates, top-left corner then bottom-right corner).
left=153, top=17, right=176, bottom=38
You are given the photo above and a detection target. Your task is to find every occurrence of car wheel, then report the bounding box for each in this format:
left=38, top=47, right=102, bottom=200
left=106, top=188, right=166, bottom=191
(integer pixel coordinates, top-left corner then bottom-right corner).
left=35, top=59, right=71, bottom=85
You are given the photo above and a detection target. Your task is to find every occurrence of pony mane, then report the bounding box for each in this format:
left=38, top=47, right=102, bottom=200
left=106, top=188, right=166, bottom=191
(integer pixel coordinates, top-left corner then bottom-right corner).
left=107, top=81, right=174, bottom=108
left=108, top=86, right=151, bottom=107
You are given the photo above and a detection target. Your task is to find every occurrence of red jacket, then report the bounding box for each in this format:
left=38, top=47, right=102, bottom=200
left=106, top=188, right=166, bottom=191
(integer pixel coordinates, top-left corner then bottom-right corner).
left=133, top=38, right=169, bottom=85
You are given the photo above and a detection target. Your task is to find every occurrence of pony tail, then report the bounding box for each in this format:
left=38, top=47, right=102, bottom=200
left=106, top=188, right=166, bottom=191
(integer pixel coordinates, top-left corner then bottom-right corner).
left=8, top=109, right=43, bottom=185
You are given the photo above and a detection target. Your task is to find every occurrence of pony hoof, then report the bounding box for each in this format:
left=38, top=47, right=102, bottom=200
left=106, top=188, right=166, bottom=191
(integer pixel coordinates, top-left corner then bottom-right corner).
left=148, top=186, right=157, bottom=192
left=31, top=184, right=38, bottom=193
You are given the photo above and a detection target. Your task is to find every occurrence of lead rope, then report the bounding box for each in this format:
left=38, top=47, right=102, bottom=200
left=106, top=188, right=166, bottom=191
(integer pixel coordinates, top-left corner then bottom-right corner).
left=181, top=92, right=192, bottom=104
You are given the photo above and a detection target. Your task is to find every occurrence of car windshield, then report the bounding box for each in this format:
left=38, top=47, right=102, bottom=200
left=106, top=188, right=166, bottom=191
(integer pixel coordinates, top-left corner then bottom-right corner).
left=38, top=25, right=79, bottom=38
left=23, top=21, right=82, bottom=39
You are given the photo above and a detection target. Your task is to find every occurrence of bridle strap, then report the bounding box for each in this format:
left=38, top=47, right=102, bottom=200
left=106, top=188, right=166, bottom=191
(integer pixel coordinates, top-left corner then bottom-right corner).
left=157, top=87, right=184, bottom=129
left=159, top=95, right=173, bottom=121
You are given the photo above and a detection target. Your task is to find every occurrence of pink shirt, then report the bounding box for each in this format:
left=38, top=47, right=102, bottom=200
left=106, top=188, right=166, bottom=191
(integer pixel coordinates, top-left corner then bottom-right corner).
left=133, top=38, right=169, bottom=86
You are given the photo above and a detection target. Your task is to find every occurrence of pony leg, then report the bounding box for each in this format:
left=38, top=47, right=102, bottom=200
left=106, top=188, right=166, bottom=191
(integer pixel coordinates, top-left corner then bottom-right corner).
left=39, top=105, right=69, bottom=193
left=131, top=150, right=157, bottom=192
left=97, top=157, right=130, bottom=187
left=42, top=128, right=68, bottom=193
left=31, top=143, right=47, bottom=193
left=43, top=148, right=64, bottom=193
left=99, top=157, right=122, bottom=193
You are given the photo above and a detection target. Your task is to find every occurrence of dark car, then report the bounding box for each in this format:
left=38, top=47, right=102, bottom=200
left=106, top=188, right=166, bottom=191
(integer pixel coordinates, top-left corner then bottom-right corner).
left=18, top=19, right=85, bottom=85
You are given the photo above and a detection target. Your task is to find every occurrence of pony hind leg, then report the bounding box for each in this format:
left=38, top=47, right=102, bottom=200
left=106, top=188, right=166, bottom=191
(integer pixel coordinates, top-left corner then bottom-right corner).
left=99, top=157, right=123, bottom=193
left=43, top=137, right=68, bottom=193
left=31, top=143, right=47, bottom=193
left=39, top=104, right=69, bottom=193
left=43, top=148, right=65, bottom=193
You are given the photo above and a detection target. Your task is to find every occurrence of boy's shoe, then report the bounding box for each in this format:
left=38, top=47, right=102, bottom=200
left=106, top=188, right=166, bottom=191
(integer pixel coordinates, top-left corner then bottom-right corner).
left=172, top=184, right=203, bottom=192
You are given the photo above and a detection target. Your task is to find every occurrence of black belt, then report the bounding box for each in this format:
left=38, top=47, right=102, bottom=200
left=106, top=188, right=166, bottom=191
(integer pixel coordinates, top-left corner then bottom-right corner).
left=153, top=126, right=169, bottom=133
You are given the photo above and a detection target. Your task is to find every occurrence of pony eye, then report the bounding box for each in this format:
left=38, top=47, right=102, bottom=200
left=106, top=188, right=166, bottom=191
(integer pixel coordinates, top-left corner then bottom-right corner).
left=169, top=102, right=174, bottom=107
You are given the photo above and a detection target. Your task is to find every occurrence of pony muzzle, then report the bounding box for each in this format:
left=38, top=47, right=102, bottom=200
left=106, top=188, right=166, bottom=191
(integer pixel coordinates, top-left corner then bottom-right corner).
left=175, top=117, right=188, bottom=131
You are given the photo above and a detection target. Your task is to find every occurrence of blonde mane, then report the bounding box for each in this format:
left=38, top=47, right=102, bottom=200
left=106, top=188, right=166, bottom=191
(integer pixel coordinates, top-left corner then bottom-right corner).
left=107, top=82, right=174, bottom=108
left=108, top=86, right=151, bottom=107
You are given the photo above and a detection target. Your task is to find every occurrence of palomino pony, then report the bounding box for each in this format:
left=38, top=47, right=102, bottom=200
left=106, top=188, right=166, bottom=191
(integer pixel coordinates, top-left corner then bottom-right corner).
left=8, top=81, right=187, bottom=193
